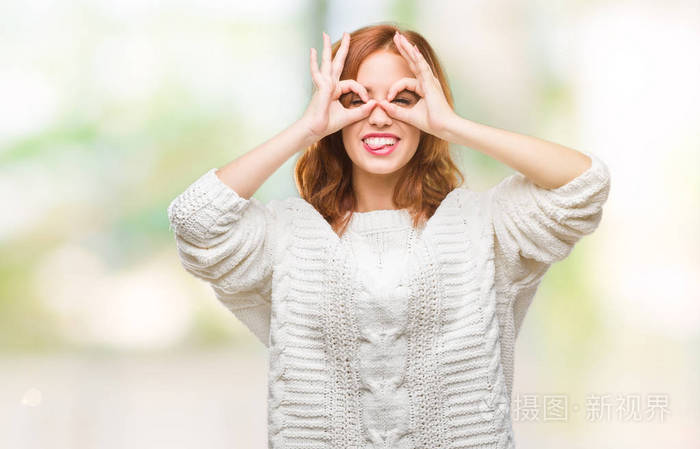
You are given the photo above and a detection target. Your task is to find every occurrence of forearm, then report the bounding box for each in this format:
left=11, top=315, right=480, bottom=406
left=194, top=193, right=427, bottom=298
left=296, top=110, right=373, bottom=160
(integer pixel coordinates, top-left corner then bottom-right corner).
left=215, top=120, right=317, bottom=199
left=443, top=115, right=592, bottom=189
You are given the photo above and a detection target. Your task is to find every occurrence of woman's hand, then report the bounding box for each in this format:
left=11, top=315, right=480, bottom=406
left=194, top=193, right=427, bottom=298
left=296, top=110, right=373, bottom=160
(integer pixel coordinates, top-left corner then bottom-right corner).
left=377, top=31, right=459, bottom=141
left=299, top=31, right=378, bottom=142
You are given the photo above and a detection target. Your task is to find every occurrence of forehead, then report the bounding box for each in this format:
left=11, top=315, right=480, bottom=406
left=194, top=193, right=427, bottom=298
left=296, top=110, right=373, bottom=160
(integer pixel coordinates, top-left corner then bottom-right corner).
left=356, top=50, right=413, bottom=92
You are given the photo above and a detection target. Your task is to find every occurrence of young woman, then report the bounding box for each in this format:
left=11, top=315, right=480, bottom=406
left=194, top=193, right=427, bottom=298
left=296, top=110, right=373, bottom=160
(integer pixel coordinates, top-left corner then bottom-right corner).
left=168, top=24, right=611, bottom=449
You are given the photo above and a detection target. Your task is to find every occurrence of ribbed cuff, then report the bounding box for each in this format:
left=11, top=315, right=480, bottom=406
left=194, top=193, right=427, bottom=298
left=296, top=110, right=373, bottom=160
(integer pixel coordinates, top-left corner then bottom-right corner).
left=545, top=150, right=611, bottom=196
left=167, top=168, right=251, bottom=235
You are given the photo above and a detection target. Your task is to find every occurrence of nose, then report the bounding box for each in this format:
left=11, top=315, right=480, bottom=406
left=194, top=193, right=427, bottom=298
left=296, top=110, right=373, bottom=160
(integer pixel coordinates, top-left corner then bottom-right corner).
left=367, top=100, right=392, bottom=126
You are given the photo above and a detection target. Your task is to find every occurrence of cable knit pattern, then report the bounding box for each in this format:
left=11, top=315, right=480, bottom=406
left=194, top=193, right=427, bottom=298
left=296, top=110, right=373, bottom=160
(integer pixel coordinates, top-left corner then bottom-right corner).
left=344, top=210, right=418, bottom=449
left=166, top=150, right=611, bottom=448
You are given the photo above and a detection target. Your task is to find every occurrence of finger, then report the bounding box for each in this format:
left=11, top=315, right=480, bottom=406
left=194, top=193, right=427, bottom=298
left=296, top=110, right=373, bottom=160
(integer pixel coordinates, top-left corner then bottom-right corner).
left=378, top=99, right=408, bottom=121
left=321, top=31, right=331, bottom=76
left=396, top=32, right=437, bottom=88
left=408, top=42, right=435, bottom=83
left=310, top=47, right=321, bottom=87
left=331, top=32, right=350, bottom=80
left=386, top=77, right=423, bottom=101
left=393, top=32, right=420, bottom=77
left=334, top=79, right=369, bottom=102
left=347, top=99, right=378, bottom=122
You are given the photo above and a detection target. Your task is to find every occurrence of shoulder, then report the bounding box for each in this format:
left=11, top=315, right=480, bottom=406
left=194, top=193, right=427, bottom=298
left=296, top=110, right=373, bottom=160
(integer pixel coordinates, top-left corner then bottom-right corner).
left=261, top=196, right=317, bottom=219
left=250, top=195, right=327, bottom=234
left=438, top=185, right=493, bottom=240
left=442, top=184, right=488, bottom=215
left=248, top=195, right=308, bottom=216
left=412, top=185, right=491, bottom=239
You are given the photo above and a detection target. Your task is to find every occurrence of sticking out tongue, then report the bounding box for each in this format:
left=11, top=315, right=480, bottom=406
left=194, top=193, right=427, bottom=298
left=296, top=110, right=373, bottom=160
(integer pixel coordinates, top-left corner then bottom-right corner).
left=366, top=140, right=396, bottom=150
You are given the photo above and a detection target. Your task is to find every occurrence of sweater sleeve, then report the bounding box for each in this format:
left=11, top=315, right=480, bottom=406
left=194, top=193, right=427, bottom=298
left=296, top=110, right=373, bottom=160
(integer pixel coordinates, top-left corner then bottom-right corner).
left=488, top=150, right=611, bottom=330
left=167, top=168, right=278, bottom=347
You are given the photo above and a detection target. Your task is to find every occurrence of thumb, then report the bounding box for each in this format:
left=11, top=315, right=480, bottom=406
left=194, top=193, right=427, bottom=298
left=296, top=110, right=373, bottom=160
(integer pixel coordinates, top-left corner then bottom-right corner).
left=348, top=99, right=377, bottom=121
left=378, top=99, right=408, bottom=122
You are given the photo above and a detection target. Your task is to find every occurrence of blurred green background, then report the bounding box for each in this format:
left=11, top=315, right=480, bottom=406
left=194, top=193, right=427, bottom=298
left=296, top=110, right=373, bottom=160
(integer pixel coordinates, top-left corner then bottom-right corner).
left=1, top=0, right=698, bottom=447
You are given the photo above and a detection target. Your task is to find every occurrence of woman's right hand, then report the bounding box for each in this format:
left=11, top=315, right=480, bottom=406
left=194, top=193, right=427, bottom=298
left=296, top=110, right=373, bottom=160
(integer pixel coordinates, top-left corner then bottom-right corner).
left=299, top=31, right=378, bottom=142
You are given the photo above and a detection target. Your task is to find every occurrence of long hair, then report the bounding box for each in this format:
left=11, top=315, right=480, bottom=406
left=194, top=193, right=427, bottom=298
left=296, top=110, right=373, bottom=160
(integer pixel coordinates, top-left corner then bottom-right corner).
left=294, top=23, right=466, bottom=237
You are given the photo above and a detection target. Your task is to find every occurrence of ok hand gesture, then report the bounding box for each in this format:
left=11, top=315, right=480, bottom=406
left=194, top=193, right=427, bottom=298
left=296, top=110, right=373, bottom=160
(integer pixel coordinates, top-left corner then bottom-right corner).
left=300, top=32, right=378, bottom=142
left=377, top=32, right=458, bottom=141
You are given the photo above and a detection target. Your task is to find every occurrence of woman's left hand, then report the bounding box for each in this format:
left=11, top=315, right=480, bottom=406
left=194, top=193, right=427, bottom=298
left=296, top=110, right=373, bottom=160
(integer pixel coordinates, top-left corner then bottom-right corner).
left=377, top=31, right=459, bottom=141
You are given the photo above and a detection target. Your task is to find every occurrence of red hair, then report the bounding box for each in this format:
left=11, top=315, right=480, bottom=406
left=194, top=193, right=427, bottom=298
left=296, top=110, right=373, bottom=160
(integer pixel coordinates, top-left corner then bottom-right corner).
left=294, top=23, right=465, bottom=237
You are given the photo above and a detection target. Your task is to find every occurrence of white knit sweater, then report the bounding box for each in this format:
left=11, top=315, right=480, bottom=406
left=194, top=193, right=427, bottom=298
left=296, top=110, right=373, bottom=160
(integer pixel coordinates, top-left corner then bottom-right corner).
left=167, top=150, right=611, bottom=449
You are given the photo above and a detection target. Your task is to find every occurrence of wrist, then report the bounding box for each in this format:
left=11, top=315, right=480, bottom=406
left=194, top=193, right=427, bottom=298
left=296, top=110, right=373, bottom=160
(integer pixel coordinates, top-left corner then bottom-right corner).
left=441, top=113, right=471, bottom=146
left=293, top=119, right=320, bottom=149
left=439, top=113, right=461, bottom=143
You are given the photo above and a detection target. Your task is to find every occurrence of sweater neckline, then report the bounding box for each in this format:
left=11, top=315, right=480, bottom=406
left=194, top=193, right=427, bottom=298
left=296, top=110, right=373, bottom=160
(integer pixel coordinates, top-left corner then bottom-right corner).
left=347, top=208, right=414, bottom=233
left=292, top=186, right=468, bottom=244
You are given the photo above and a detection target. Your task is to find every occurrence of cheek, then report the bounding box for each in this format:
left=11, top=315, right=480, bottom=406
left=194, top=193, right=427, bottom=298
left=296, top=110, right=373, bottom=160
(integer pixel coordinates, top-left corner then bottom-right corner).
left=341, top=124, right=359, bottom=146
left=341, top=127, right=362, bottom=162
left=403, top=131, right=421, bottom=152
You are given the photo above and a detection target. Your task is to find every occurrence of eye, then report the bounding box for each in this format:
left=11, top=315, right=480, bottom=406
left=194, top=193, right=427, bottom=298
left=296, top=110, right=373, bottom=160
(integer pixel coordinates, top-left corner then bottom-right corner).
left=349, top=96, right=414, bottom=106
left=392, top=96, right=417, bottom=107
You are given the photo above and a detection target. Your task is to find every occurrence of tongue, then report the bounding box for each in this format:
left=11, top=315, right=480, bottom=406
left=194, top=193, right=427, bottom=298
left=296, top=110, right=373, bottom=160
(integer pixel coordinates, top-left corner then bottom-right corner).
left=368, top=142, right=394, bottom=150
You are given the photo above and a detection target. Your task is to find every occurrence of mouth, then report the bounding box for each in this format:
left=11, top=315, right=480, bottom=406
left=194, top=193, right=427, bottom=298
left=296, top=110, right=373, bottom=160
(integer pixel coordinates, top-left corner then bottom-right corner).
left=361, top=136, right=400, bottom=156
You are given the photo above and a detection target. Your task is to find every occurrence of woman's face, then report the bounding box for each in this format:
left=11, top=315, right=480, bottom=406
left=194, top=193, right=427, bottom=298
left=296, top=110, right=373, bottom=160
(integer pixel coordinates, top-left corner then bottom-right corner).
left=341, top=50, right=421, bottom=176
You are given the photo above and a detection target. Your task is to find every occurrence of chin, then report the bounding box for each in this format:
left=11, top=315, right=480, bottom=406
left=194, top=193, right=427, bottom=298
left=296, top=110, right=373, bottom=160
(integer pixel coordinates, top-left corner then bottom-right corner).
left=357, top=155, right=407, bottom=175
left=361, top=164, right=402, bottom=175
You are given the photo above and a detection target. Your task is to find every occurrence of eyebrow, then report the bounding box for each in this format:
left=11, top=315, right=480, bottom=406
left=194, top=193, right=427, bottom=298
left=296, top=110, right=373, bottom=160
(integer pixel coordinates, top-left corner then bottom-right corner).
left=357, top=85, right=419, bottom=97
